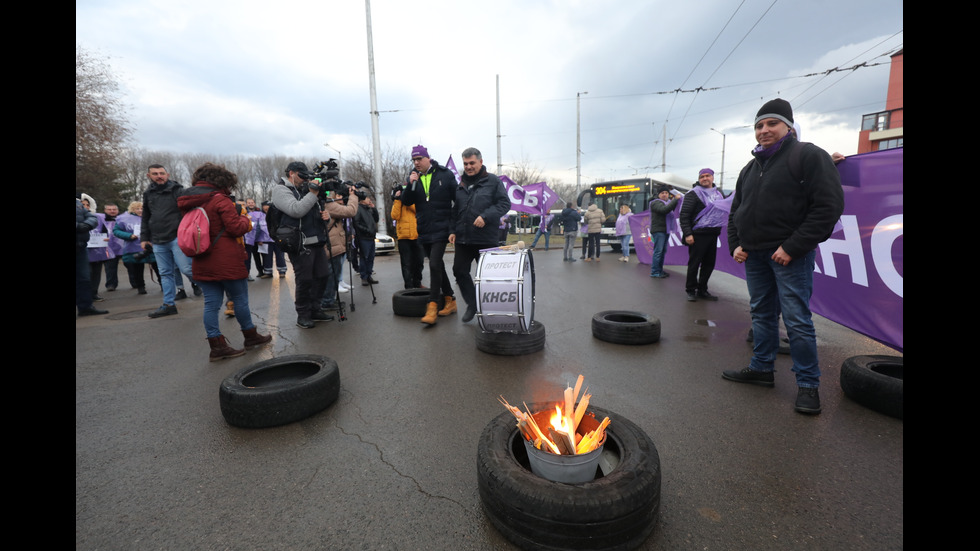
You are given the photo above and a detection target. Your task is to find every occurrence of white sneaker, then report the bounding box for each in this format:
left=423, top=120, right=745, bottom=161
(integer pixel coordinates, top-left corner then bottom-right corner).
left=338, top=282, right=350, bottom=292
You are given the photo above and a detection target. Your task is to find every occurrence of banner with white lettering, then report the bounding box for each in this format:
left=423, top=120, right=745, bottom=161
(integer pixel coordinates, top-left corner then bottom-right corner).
left=629, top=148, right=903, bottom=351
left=499, top=176, right=560, bottom=216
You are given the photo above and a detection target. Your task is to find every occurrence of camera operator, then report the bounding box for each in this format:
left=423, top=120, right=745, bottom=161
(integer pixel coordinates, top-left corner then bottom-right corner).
left=352, top=184, right=380, bottom=286
left=320, top=178, right=358, bottom=312
left=270, top=161, right=334, bottom=328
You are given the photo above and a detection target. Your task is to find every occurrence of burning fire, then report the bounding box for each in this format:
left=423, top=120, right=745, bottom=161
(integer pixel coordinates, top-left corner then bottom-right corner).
left=499, top=375, right=610, bottom=455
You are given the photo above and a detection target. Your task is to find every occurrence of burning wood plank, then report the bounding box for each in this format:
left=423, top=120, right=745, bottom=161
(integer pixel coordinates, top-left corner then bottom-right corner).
left=498, top=375, right=609, bottom=456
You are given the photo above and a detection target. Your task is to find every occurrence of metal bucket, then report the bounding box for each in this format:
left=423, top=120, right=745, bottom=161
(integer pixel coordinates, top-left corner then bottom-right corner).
left=523, top=439, right=604, bottom=483
left=521, top=409, right=605, bottom=484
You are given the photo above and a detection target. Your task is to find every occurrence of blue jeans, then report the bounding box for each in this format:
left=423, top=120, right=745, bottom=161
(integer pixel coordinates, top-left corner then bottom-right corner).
left=152, top=238, right=194, bottom=305
left=745, top=248, right=819, bottom=388
left=649, top=232, right=667, bottom=275
left=198, top=279, right=254, bottom=338
left=531, top=230, right=549, bottom=250
left=619, top=235, right=631, bottom=257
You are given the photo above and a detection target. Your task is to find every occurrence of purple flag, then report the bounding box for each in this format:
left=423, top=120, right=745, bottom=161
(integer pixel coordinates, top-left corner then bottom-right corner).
left=499, top=176, right=560, bottom=215
left=446, top=156, right=461, bottom=183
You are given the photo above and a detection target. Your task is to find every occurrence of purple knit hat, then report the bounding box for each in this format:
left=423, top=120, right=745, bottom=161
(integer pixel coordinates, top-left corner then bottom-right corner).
left=411, top=145, right=429, bottom=158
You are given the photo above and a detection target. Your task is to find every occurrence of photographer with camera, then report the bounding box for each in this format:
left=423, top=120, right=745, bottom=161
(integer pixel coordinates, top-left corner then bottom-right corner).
left=270, top=161, right=334, bottom=329
left=353, top=185, right=380, bottom=287
left=319, top=174, right=358, bottom=313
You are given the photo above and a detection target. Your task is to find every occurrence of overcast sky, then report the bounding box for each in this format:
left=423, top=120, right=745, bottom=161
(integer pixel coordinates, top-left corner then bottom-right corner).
left=76, top=0, right=903, bottom=190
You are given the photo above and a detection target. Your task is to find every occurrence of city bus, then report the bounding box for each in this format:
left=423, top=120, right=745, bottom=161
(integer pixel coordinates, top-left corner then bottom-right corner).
left=575, top=176, right=692, bottom=251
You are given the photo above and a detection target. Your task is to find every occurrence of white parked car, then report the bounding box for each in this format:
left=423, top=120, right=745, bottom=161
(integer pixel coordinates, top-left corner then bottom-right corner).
left=375, top=234, right=395, bottom=255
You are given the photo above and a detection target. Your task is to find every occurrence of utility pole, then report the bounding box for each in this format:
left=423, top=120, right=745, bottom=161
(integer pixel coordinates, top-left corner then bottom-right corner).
left=364, top=0, right=386, bottom=234
left=576, top=91, right=588, bottom=195
left=496, top=75, right=502, bottom=174
left=711, top=128, right=726, bottom=191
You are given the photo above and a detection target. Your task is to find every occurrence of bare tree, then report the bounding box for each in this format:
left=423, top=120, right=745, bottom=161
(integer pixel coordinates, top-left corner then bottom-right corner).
left=76, top=45, right=132, bottom=203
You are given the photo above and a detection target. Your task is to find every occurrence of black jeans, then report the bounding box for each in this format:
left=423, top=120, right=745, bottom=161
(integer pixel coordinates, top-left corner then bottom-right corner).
left=685, top=233, right=718, bottom=293
left=422, top=241, right=454, bottom=303
left=289, top=246, right=330, bottom=318
left=452, top=243, right=491, bottom=308
left=398, top=238, right=424, bottom=288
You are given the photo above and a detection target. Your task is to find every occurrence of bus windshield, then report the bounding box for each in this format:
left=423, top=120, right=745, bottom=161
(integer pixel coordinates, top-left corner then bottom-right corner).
left=577, top=179, right=653, bottom=228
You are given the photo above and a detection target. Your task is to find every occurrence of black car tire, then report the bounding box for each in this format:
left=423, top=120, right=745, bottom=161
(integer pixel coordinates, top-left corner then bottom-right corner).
left=476, top=321, right=546, bottom=356
left=477, top=404, right=661, bottom=550
left=391, top=288, right=431, bottom=317
left=840, top=355, right=903, bottom=419
left=592, top=310, right=661, bottom=345
left=219, top=354, right=340, bottom=428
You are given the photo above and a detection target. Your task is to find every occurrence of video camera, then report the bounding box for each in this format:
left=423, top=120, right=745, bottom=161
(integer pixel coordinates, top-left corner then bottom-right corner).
left=300, top=159, right=344, bottom=196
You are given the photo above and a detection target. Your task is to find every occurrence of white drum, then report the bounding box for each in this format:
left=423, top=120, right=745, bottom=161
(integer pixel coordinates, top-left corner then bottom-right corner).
left=475, top=249, right=535, bottom=333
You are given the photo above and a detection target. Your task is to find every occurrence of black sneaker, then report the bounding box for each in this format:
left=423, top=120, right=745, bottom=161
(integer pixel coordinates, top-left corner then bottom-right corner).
left=697, top=290, right=719, bottom=301
left=462, top=304, right=477, bottom=323
left=78, top=307, right=109, bottom=317
left=686, top=291, right=697, bottom=302
left=296, top=317, right=315, bottom=329
left=721, top=367, right=775, bottom=387
left=795, top=387, right=822, bottom=414
left=312, top=310, right=335, bottom=322
left=192, top=283, right=203, bottom=297
left=148, top=304, right=178, bottom=318
left=92, top=294, right=105, bottom=302
left=175, top=288, right=188, bottom=300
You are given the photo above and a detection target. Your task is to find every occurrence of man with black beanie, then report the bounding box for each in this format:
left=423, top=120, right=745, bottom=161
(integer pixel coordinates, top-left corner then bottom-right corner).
left=722, top=98, right=844, bottom=415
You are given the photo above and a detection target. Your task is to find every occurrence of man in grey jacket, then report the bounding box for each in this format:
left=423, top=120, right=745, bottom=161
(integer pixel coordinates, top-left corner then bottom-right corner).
left=271, top=161, right=333, bottom=328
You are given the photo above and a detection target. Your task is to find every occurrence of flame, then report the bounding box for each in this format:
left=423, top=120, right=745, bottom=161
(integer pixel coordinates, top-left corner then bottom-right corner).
left=549, top=405, right=572, bottom=434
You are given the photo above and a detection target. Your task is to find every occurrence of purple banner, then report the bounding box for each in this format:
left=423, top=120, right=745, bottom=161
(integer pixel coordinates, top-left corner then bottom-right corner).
left=629, top=149, right=903, bottom=351
left=499, top=176, right=560, bottom=215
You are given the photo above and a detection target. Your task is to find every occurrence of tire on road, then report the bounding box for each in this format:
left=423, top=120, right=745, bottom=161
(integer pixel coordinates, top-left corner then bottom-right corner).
left=477, top=404, right=661, bottom=550
left=476, top=321, right=546, bottom=356
left=219, top=354, right=340, bottom=428
left=592, top=310, right=661, bottom=345
left=840, top=355, right=903, bottom=419
left=391, top=289, right=430, bottom=317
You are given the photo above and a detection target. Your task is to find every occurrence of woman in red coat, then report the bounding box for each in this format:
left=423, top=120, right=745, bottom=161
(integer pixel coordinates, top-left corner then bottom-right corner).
left=177, top=163, right=271, bottom=361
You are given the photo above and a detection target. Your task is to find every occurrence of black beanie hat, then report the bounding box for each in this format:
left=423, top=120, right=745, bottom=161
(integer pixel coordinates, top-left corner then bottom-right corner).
left=755, top=98, right=794, bottom=127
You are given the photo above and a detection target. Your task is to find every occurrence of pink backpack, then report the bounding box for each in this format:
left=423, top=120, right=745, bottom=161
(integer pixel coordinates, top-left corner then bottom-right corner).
left=178, top=206, right=222, bottom=257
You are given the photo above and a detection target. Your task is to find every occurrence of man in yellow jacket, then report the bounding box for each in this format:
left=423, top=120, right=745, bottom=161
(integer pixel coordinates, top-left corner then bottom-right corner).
left=390, top=184, right=425, bottom=289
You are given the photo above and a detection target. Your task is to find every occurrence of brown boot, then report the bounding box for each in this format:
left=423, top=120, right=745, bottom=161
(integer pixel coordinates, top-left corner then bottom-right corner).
left=438, top=296, right=457, bottom=316
left=421, top=301, right=439, bottom=325
left=242, top=327, right=272, bottom=348
left=207, top=335, right=246, bottom=362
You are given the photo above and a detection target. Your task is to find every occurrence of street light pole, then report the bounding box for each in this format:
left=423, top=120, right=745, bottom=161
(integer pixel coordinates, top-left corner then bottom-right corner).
left=576, top=91, right=588, bottom=196
left=710, top=127, right=726, bottom=191
left=324, top=143, right=342, bottom=167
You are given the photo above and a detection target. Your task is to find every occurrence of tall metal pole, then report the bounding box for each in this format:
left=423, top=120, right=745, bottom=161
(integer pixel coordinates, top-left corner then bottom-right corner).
left=576, top=91, right=587, bottom=194
left=496, top=74, right=502, bottom=174
left=710, top=127, right=726, bottom=191
left=364, top=0, right=386, bottom=234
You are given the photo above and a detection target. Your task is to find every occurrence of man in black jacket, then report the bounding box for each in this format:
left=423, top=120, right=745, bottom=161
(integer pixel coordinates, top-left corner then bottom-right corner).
left=400, top=145, right=458, bottom=325
left=141, top=164, right=200, bottom=318
left=449, top=147, right=512, bottom=323
left=679, top=168, right=724, bottom=301
left=723, top=98, right=844, bottom=415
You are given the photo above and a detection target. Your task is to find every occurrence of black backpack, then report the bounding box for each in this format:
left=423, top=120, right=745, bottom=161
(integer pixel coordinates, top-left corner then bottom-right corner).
left=266, top=184, right=304, bottom=255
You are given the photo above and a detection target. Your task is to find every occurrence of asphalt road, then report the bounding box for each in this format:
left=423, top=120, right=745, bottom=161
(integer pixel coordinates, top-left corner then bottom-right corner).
left=76, top=245, right=903, bottom=550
